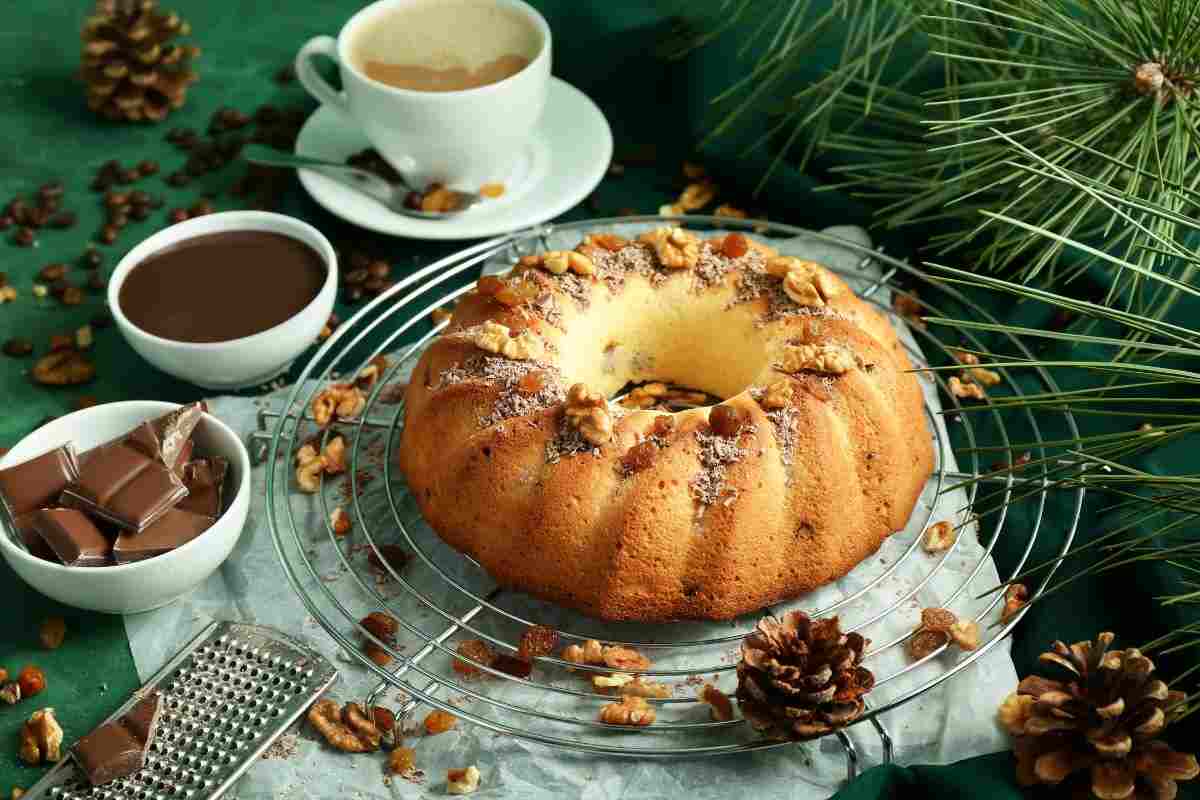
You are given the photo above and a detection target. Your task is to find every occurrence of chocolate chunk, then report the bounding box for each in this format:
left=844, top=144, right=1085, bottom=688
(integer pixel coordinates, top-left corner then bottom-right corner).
left=73, top=692, right=163, bottom=786
left=112, top=508, right=214, bottom=563
left=61, top=442, right=187, bottom=532
left=23, top=508, right=112, bottom=566
left=0, top=444, right=80, bottom=518
left=14, top=513, right=59, bottom=562
left=177, top=457, right=227, bottom=517
left=128, top=402, right=203, bottom=474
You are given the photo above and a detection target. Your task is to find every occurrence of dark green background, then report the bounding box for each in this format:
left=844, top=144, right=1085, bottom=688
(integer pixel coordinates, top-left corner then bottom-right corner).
left=0, top=1, right=1195, bottom=797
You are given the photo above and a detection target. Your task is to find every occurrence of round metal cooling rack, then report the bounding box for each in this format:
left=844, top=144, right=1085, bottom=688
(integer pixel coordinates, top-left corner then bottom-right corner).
left=256, top=215, right=1086, bottom=782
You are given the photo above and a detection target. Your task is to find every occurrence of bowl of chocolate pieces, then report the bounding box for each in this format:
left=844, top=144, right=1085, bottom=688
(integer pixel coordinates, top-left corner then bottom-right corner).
left=0, top=400, right=250, bottom=613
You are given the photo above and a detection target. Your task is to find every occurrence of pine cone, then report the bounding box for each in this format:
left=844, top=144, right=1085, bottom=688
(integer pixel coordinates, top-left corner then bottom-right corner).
left=81, top=0, right=199, bottom=123
left=736, top=611, right=874, bottom=740
left=998, top=632, right=1198, bottom=799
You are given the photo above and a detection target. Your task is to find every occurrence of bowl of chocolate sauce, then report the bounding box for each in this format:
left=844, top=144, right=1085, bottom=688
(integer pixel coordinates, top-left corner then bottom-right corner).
left=109, top=211, right=338, bottom=389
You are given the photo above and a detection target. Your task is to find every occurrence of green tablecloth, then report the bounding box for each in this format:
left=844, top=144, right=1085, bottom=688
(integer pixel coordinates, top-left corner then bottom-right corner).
left=0, top=2, right=1195, bottom=797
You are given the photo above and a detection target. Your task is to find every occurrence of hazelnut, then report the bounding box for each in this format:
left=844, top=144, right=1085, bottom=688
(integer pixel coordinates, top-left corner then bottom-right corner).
left=39, top=617, right=66, bottom=650
left=17, top=665, right=45, bottom=698
left=922, top=521, right=956, bottom=553
left=330, top=507, right=352, bottom=537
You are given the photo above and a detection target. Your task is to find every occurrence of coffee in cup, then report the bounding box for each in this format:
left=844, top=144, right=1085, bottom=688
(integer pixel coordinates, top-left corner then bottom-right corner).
left=295, top=0, right=551, bottom=192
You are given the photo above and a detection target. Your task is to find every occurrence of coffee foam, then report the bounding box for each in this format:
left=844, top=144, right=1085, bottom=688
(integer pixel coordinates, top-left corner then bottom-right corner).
left=351, top=0, right=541, bottom=75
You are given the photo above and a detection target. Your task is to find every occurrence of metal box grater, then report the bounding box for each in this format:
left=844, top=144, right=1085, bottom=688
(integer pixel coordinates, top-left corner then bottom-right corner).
left=21, top=621, right=338, bottom=800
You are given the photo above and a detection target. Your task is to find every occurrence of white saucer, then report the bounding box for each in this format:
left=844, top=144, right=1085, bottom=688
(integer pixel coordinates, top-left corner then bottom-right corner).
left=294, top=77, right=613, bottom=240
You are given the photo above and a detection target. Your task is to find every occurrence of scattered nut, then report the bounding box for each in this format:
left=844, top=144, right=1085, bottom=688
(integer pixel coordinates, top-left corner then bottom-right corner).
left=950, top=349, right=980, bottom=366
left=321, top=435, right=347, bottom=475
left=561, top=639, right=604, bottom=669
left=949, top=619, right=981, bottom=650
left=777, top=342, right=856, bottom=375
left=758, top=379, right=794, bottom=410
left=602, top=645, right=651, bottom=672
left=714, top=203, right=748, bottom=219
left=591, top=672, right=633, bottom=691
left=423, top=709, right=457, bottom=735
left=39, top=617, right=66, bottom=650
left=355, top=354, right=389, bottom=392
left=613, top=676, right=671, bottom=699
left=0, top=683, right=20, bottom=705
left=638, top=226, right=700, bottom=270
left=533, top=250, right=595, bottom=276
left=565, top=383, right=612, bottom=445
left=922, top=521, right=956, bottom=553
left=699, top=684, right=733, bottom=721
left=967, top=367, right=1002, bottom=387
left=371, top=705, right=396, bottom=748
left=307, top=698, right=378, bottom=752
left=311, top=382, right=367, bottom=427
left=0, top=286, right=16, bottom=303
left=447, top=765, right=480, bottom=795
left=948, top=375, right=985, bottom=400
left=599, top=695, right=655, bottom=726
left=32, top=351, right=96, bottom=386
left=330, top=507, right=352, bottom=537
left=581, top=233, right=627, bottom=252
left=18, top=708, right=62, bottom=765
left=471, top=320, right=544, bottom=360
left=294, top=445, right=324, bottom=493
left=1000, top=583, right=1029, bottom=624
left=675, top=181, right=717, bottom=212
left=620, top=381, right=669, bottom=409
left=17, top=666, right=45, bottom=698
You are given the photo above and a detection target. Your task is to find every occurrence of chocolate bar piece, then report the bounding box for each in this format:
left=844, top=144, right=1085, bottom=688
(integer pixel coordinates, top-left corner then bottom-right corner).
left=14, top=513, right=59, bottom=562
left=23, top=508, right=112, bottom=566
left=0, top=444, right=80, bottom=518
left=127, top=403, right=203, bottom=475
left=73, top=692, right=163, bottom=786
left=112, top=508, right=214, bottom=563
left=61, top=441, right=187, bottom=532
left=177, top=457, right=228, bottom=518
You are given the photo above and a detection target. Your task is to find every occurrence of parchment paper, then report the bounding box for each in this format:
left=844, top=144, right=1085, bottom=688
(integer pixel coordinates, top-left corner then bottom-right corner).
left=125, top=225, right=1016, bottom=799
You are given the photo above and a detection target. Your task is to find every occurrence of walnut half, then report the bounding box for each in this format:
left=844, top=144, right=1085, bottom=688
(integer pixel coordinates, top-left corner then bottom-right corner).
left=599, top=695, right=656, bottom=726
left=18, top=708, right=62, bottom=765
left=638, top=226, right=701, bottom=270
left=472, top=320, right=544, bottom=361
left=565, top=383, right=613, bottom=446
left=777, top=342, right=857, bottom=375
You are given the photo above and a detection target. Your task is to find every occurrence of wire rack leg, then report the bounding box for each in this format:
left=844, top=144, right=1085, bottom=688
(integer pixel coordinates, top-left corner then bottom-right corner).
left=870, top=714, right=893, bottom=764
left=364, top=589, right=501, bottom=710
left=836, top=730, right=859, bottom=782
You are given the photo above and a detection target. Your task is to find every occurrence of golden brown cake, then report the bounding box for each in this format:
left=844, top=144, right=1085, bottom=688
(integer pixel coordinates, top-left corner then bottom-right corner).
left=399, top=228, right=934, bottom=621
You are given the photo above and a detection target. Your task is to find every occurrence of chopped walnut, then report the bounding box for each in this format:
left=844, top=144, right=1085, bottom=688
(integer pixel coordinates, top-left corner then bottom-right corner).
left=920, top=607, right=957, bottom=633
left=778, top=342, right=857, bottom=375
left=561, top=639, right=604, bottom=669
left=765, top=257, right=837, bottom=307
left=527, top=250, right=595, bottom=276
left=447, top=765, right=481, bottom=795
left=620, top=381, right=669, bottom=409
left=615, top=676, right=671, bottom=699
left=356, top=354, right=390, bottom=392
left=0, top=683, right=19, bottom=705
left=592, top=672, right=633, bottom=691
left=922, top=521, right=956, bottom=553
left=996, top=692, right=1035, bottom=735
left=321, top=435, right=347, bottom=475
left=423, top=709, right=457, bottom=735
left=950, top=619, right=981, bottom=650
left=602, top=645, right=652, bottom=672
left=308, top=698, right=378, bottom=752
left=967, top=366, right=1002, bottom=387
left=758, top=379, right=794, bottom=410
left=478, top=274, right=540, bottom=308
left=582, top=233, right=628, bottom=252
left=472, top=320, right=544, bottom=360
left=638, top=226, right=701, bottom=270
left=295, top=444, right=325, bottom=493
left=950, top=349, right=980, bottom=366
left=1000, top=583, right=1029, bottom=624
left=714, top=204, right=748, bottom=219
left=312, top=382, right=366, bottom=427
left=948, top=375, right=985, bottom=400
left=330, top=507, right=352, bottom=537
left=675, top=181, right=717, bottom=212
left=387, top=746, right=418, bottom=776
left=17, top=708, right=61, bottom=765
left=699, top=684, right=733, bottom=721
left=565, top=383, right=613, bottom=445
left=907, top=628, right=948, bottom=661
left=599, top=695, right=655, bottom=726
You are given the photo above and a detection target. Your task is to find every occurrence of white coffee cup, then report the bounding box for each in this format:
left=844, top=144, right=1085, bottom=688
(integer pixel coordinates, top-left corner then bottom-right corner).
left=295, top=0, right=551, bottom=192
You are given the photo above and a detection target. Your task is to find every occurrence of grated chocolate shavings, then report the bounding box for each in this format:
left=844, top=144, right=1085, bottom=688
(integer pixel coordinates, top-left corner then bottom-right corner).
left=692, top=242, right=766, bottom=291
left=545, top=422, right=602, bottom=464
left=690, top=428, right=754, bottom=508
left=766, top=407, right=798, bottom=468
left=436, top=355, right=565, bottom=428
left=530, top=291, right=563, bottom=329
left=588, top=242, right=669, bottom=290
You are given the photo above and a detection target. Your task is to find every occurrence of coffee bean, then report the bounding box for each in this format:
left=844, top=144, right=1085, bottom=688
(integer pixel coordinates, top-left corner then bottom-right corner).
left=6, top=197, right=28, bottom=219
left=166, top=171, right=191, bottom=187
left=0, top=215, right=12, bottom=231
left=81, top=248, right=103, bottom=269
left=13, top=227, right=34, bottom=246
left=168, top=208, right=190, bottom=224
left=38, top=195, right=62, bottom=213
left=38, top=263, right=67, bottom=282
left=367, top=260, right=390, bottom=280
left=2, top=338, right=32, bottom=357
left=26, top=208, right=49, bottom=228
left=129, top=190, right=150, bottom=205
left=118, top=167, right=140, bottom=184
left=99, top=224, right=118, bottom=244
left=105, top=190, right=129, bottom=209
left=50, top=279, right=72, bottom=297
left=343, top=268, right=368, bottom=286
left=137, top=159, right=159, bottom=177
left=61, top=286, right=84, bottom=305
left=130, top=205, right=150, bottom=221
left=47, top=210, right=77, bottom=229
left=39, top=180, right=65, bottom=200
left=90, top=312, right=113, bottom=329
left=87, top=272, right=106, bottom=291
left=108, top=209, right=129, bottom=227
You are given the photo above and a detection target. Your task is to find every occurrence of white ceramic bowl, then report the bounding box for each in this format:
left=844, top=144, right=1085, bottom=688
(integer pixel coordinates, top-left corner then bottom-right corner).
left=0, top=401, right=251, bottom=614
left=108, top=211, right=338, bottom=390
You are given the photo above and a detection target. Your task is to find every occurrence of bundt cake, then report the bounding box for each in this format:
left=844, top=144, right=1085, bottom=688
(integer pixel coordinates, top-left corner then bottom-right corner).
left=399, top=227, right=934, bottom=622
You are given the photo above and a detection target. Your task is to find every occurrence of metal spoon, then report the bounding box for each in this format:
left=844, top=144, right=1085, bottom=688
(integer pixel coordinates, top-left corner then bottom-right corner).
left=242, top=146, right=483, bottom=219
